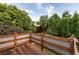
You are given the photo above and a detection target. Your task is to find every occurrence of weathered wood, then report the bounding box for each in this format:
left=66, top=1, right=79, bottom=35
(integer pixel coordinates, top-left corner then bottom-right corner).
left=23, top=45, right=39, bottom=55
left=44, top=41, right=70, bottom=52
left=14, top=32, right=17, bottom=49
left=11, top=49, right=17, bottom=55
left=0, top=43, right=47, bottom=55
left=32, top=36, right=70, bottom=52
left=70, top=37, right=74, bottom=55
left=73, top=38, right=79, bottom=55
left=0, top=40, right=29, bottom=52
left=21, top=45, right=32, bottom=55
left=0, top=36, right=29, bottom=44
left=29, top=31, right=32, bottom=42
left=17, top=47, right=25, bottom=55
left=31, top=40, right=62, bottom=55
left=25, top=43, right=47, bottom=55
left=15, top=32, right=29, bottom=36
left=45, top=35, right=70, bottom=43
left=0, top=32, right=72, bottom=55
left=41, top=32, right=44, bottom=51
left=0, top=34, right=14, bottom=38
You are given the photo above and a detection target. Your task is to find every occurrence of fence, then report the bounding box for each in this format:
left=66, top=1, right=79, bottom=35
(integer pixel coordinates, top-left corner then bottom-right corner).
left=0, top=32, right=30, bottom=52
left=31, top=33, right=71, bottom=55
left=0, top=32, right=78, bottom=55
left=73, top=38, right=79, bottom=55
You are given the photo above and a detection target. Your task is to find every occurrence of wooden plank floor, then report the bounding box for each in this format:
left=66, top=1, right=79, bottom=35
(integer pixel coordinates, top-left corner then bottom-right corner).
left=0, top=43, right=47, bottom=55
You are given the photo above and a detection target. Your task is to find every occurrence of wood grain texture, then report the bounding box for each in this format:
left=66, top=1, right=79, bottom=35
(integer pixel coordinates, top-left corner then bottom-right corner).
left=32, top=36, right=70, bottom=52
left=0, top=43, right=47, bottom=55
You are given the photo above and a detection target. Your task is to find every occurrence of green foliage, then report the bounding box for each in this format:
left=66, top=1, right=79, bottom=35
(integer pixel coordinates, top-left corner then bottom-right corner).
left=0, top=3, right=36, bottom=35
left=0, top=25, right=24, bottom=35
left=1, top=3, right=79, bottom=38
left=47, top=14, right=61, bottom=36
left=39, top=11, right=79, bottom=38
left=76, top=42, right=79, bottom=46
left=39, top=15, right=48, bottom=32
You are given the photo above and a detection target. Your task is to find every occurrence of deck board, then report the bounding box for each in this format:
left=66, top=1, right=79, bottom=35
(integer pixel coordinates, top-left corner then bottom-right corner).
left=25, top=43, right=47, bottom=55
left=11, top=49, right=17, bottom=55
left=0, top=43, right=47, bottom=55
left=21, top=45, right=32, bottom=55
left=17, top=47, right=25, bottom=55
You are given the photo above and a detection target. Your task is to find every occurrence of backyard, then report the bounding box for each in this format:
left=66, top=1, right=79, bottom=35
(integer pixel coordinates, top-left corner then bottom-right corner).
left=0, top=3, right=79, bottom=55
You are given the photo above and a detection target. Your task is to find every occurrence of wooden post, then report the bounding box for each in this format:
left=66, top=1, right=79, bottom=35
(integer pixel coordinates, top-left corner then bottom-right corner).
left=14, top=32, right=17, bottom=49
left=29, top=31, right=32, bottom=43
left=41, top=32, right=44, bottom=51
left=70, top=37, right=74, bottom=55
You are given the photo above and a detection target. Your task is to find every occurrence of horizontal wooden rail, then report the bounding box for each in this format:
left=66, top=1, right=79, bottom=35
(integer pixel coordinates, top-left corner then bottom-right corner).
left=32, top=36, right=70, bottom=52
left=45, top=36, right=70, bottom=43
left=0, top=33, right=29, bottom=38
left=32, top=33, right=70, bottom=43
left=31, top=39, right=63, bottom=55
left=32, top=33, right=42, bottom=36
left=44, top=41, right=70, bottom=52
left=15, top=33, right=29, bottom=36
left=0, top=36, right=30, bottom=44
left=0, top=40, right=29, bottom=52
left=0, top=34, right=14, bottom=38
left=0, top=32, right=30, bottom=52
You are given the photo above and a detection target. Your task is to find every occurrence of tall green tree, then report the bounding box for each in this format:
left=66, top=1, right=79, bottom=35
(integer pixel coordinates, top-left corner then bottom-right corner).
left=46, top=13, right=61, bottom=36
left=60, top=11, right=72, bottom=37
left=71, top=11, right=79, bottom=38
left=0, top=3, right=36, bottom=35
left=39, top=15, right=48, bottom=32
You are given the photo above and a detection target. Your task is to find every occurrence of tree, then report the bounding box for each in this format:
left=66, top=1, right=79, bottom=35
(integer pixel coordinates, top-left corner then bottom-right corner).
left=46, top=13, right=61, bottom=36
left=71, top=11, right=79, bottom=38
left=60, top=11, right=72, bottom=37
left=38, top=11, right=79, bottom=38
left=0, top=3, right=36, bottom=35
left=39, top=15, right=48, bottom=32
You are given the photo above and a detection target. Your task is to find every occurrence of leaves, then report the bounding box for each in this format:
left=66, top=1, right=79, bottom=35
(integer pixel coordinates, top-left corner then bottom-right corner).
left=0, top=3, right=36, bottom=35
left=39, top=11, right=79, bottom=38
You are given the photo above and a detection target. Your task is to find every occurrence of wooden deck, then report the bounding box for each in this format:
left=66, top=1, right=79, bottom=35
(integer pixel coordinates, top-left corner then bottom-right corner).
left=0, top=43, right=47, bottom=55
left=0, top=33, right=74, bottom=55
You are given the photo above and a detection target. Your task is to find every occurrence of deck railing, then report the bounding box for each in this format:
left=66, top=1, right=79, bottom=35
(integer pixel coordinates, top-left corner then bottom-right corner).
left=0, top=32, right=79, bottom=55
left=73, top=38, right=79, bottom=55
left=31, top=33, right=70, bottom=55
left=0, top=32, right=30, bottom=52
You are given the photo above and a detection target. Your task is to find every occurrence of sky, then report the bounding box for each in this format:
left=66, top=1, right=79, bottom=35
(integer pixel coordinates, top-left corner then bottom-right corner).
left=7, top=3, right=79, bottom=21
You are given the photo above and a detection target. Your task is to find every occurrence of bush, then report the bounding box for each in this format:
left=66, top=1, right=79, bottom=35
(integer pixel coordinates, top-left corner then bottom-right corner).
left=0, top=25, right=24, bottom=35
left=10, top=27, right=25, bottom=34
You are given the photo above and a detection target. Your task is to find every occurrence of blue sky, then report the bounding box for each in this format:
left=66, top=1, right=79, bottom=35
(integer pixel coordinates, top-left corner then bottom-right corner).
left=7, top=3, right=79, bottom=21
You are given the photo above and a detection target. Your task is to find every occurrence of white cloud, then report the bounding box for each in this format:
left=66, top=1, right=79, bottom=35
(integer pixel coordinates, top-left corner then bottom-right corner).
left=30, top=16, right=40, bottom=21
left=35, top=4, right=56, bottom=17
left=69, top=9, right=79, bottom=16
left=25, top=9, right=34, bottom=14
left=7, top=3, right=34, bottom=14
left=46, top=5, right=56, bottom=17
left=24, top=10, right=39, bottom=21
left=36, top=3, right=43, bottom=9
